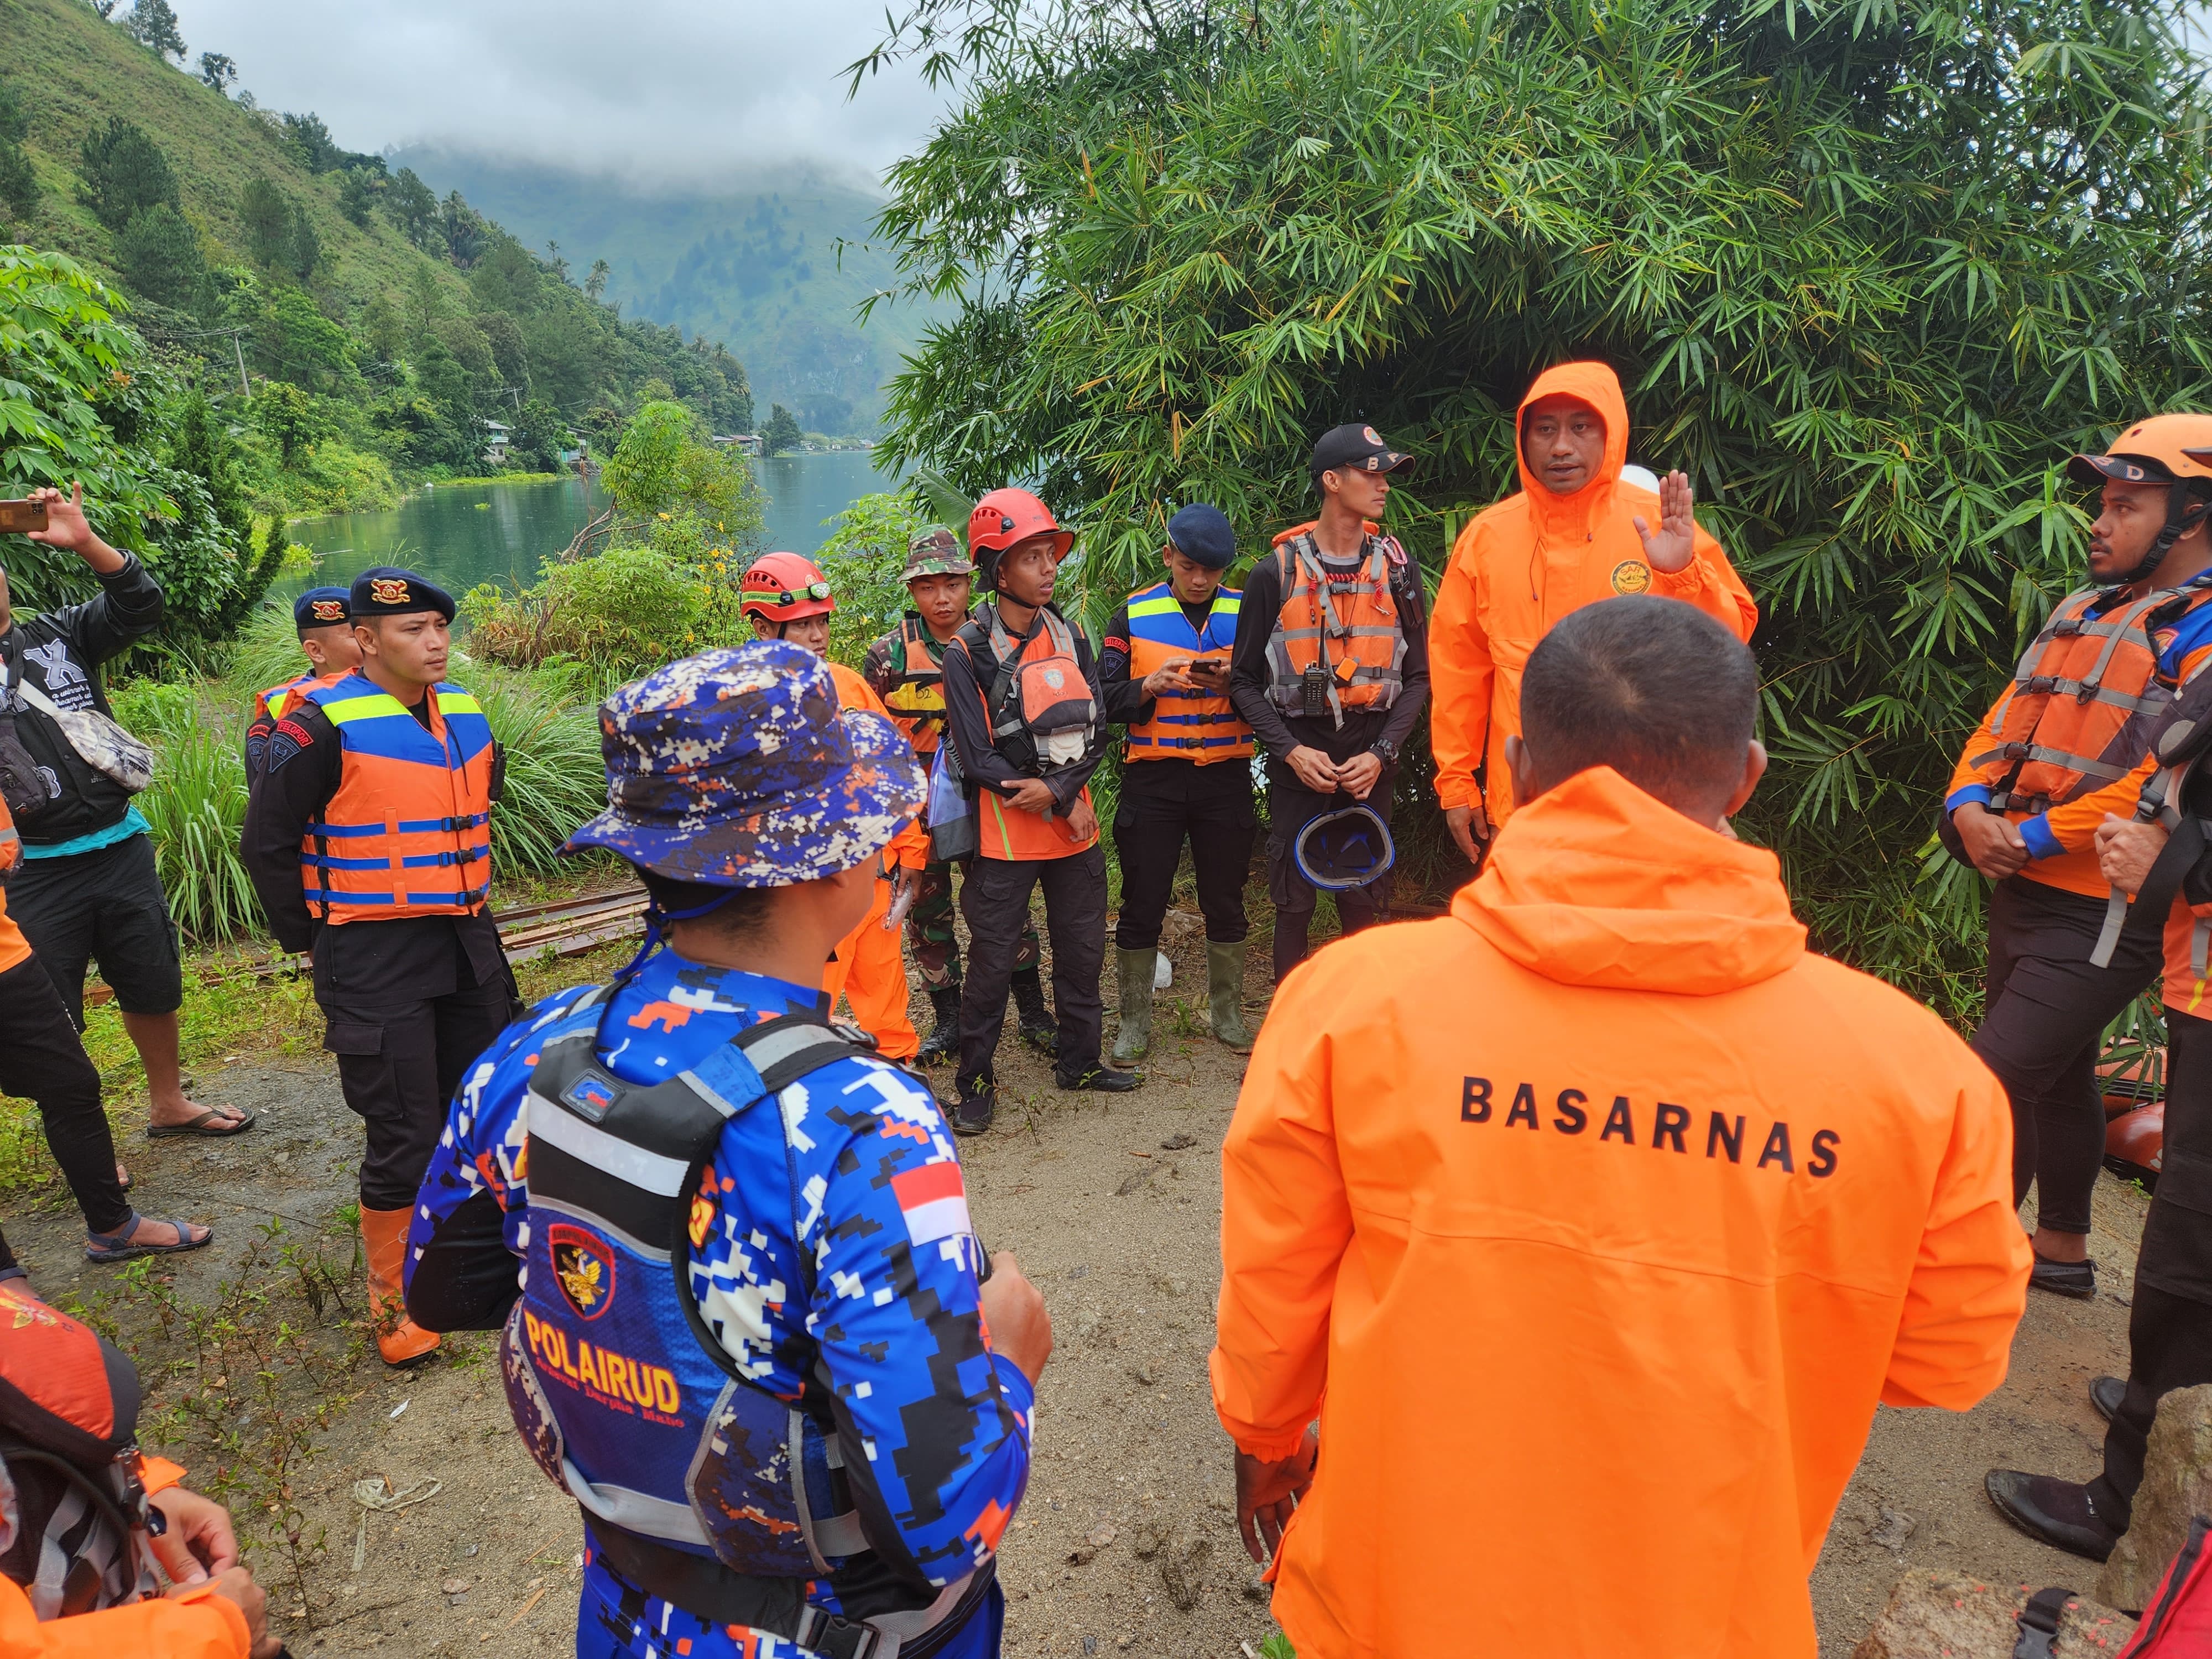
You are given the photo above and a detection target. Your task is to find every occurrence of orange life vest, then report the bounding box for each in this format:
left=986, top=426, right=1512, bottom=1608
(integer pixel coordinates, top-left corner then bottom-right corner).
left=875, top=616, right=950, bottom=756
left=253, top=671, right=317, bottom=727
left=1264, top=525, right=1408, bottom=725
left=1964, top=585, right=2212, bottom=813
left=1121, top=581, right=1253, bottom=765
left=298, top=673, right=495, bottom=926
left=955, top=605, right=1099, bottom=862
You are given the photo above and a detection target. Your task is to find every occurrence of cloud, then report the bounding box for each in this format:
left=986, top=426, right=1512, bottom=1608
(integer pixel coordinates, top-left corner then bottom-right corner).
left=173, top=0, right=950, bottom=187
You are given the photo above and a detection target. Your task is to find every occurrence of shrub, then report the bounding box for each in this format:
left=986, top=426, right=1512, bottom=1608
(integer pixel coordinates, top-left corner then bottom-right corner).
left=113, top=680, right=259, bottom=943
left=464, top=545, right=751, bottom=683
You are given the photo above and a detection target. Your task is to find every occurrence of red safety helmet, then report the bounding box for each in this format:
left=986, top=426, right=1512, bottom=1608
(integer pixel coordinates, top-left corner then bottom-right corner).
left=740, top=552, right=836, bottom=623
left=967, top=488, right=1073, bottom=588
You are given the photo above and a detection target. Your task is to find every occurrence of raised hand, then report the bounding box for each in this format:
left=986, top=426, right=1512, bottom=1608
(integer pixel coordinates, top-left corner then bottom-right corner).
left=1631, top=469, right=1698, bottom=573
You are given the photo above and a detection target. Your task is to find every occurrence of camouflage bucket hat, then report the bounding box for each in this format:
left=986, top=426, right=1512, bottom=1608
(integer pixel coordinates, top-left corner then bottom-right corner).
left=564, top=641, right=925, bottom=886
left=902, top=524, right=972, bottom=583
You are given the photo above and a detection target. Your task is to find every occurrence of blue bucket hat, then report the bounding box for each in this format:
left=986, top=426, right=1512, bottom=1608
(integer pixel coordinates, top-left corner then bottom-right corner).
left=1293, top=804, right=1396, bottom=892
left=564, top=641, right=925, bottom=887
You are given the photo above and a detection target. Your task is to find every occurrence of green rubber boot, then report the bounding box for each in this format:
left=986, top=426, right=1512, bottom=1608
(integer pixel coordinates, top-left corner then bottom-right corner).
left=1112, top=948, right=1155, bottom=1066
left=1208, top=941, right=1256, bottom=1053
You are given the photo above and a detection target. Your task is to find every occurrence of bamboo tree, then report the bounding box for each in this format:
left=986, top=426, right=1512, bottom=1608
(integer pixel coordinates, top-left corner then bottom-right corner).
left=857, top=0, right=2212, bottom=1012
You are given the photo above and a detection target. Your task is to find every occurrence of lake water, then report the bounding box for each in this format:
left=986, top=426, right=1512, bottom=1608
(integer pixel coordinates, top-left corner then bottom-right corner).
left=283, top=450, right=898, bottom=599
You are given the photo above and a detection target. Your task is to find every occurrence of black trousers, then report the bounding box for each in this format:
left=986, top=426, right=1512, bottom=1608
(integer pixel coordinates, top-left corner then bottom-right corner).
left=322, top=964, right=520, bottom=1211
left=1265, top=768, right=1396, bottom=982
left=0, top=954, right=129, bottom=1235
left=958, top=844, right=1107, bottom=1086
left=1112, top=759, right=1256, bottom=951
left=9, top=833, right=184, bottom=1023
left=2091, top=1006, right=2212, bottom=1523
left=1971, top=875, right=2163, bottom=1235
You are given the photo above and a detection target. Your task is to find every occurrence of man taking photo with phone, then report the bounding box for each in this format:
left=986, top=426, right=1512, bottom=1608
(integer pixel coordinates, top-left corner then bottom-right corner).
left=1, top=483, right=250, bottom=1154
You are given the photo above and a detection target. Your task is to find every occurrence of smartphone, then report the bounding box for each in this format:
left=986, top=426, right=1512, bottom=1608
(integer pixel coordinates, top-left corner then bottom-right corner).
left=1187, top=657, right=1228, bottom=684
left=0, top=500, right=48, bottom=535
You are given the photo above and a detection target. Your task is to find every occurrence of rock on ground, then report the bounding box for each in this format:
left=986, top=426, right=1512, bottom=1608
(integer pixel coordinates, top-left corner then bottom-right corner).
left=2101, top=1382, right=2212, bottom=1613
left=1850, top=1571, right=2136, bottom=1658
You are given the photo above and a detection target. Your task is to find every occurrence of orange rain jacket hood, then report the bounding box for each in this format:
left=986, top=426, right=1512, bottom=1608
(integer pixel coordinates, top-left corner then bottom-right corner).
left=1211, top=766, right=2027, bottom=1658
left=1428, top=362, right=1758, bottom=825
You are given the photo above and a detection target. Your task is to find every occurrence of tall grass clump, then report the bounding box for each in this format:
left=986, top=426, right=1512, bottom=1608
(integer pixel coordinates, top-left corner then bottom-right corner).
left=473, top=667, right=608, bottom=878
left=114, top=681, right=261, bottom=943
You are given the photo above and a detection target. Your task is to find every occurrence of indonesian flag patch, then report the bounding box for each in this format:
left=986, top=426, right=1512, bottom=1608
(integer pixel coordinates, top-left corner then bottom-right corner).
left=891, top=1160, right=972, bottom=1248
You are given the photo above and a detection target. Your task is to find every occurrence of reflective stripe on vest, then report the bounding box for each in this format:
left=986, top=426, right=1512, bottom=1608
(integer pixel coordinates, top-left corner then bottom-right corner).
left=511, top=1002, right=980, bottom=1640
left=299, top=675, right=494, bottom=924
left=1965, top=583, right=2212, bottom=813
left=879, top=617, right=948, bottom=755
left=1264, top=532, right=1407, bottom=723
left=255, top=671, right=317, bottom=727
left=1122, top=582, right=1253, bottom=764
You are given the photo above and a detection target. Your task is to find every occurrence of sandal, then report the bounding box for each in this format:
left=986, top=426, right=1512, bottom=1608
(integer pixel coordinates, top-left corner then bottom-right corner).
left=86, top=1212, right=215, bottom=1263
left=145, top=1108, right=256, bottom=1140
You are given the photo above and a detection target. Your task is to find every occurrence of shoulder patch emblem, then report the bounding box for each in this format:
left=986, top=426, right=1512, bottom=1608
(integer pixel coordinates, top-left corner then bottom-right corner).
left=266, top=717, right=315, bottom=773
left=548, top=1223, right=615, bottom=1320
left=1610, top=560, right=1653, bottom=596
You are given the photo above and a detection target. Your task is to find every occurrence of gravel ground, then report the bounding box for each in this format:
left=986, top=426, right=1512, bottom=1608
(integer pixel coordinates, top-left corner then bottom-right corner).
left=0, top=911, right=2154, bottom=1657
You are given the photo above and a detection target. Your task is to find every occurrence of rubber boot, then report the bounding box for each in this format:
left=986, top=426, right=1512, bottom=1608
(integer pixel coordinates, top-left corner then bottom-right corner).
left=915, top=985, right=962, bottom=1067
left=361, top=1204, right=440, bottom=1367
left=1011, top=967, right=1059, bottom=1058
left=1208, top=941, right=1256, bottom=1053
left=1112, top=948, right=1154, bottom=1066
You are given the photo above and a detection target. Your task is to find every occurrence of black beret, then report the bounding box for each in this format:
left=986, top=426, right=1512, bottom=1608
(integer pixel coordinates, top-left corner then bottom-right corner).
left=293, top=586, right=351, bottom=633
left=348, top=566, right=455, bottom=622
left=1166, top=504, right=1237, bottom=569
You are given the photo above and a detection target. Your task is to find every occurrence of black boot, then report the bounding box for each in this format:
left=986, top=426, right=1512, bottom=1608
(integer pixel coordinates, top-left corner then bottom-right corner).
left=952, top=1074, right=996, bottom=1138
left=1984, top=1470, right=2122, bottom=1561
left=1011, top=968, right=1059, bottom=1058
left=915, top=985, right=962, bottom=1067
left=1057, top=1062, right=1141, bottom=1093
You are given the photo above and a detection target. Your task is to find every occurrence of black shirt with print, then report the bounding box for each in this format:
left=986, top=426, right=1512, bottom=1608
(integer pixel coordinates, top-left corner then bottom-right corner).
left=0, top=555, right=165, bottom=846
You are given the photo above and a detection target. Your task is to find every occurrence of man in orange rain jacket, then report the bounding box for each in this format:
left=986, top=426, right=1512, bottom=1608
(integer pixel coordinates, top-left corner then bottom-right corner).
left=741, top=551, right=930, bottom=1058
left=1212, top=596, right=2027, bottom=1659
left=1428, top=361, right=1757, bottom=862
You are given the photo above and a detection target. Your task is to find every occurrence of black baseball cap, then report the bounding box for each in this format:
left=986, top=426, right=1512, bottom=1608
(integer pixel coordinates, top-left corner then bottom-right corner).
left=349, top=566, right=455, bottom=622
left=1165, top=504, right=1237, bottom=570
left=293, top=586, right=351, bottom=634
left=1310, top=423, right=1413, bottom=482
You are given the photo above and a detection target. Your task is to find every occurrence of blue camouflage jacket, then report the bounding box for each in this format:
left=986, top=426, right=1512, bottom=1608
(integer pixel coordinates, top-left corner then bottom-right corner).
left=404, top=945, right=1034, bottom=1610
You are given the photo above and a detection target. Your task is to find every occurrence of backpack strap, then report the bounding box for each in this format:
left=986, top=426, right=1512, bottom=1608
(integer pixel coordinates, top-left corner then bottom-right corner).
left=2012, top=1586, right=2074, bottom=1659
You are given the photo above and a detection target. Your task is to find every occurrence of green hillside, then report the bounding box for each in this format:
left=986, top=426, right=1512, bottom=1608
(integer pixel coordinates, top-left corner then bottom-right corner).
left=0, top=0, right=468, bottom=325
left=398, top=149, right=937, bottom=434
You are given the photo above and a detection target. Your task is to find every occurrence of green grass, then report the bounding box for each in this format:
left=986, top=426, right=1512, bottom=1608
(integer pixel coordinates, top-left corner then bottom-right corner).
left=432, top=472, right=564, bottom=489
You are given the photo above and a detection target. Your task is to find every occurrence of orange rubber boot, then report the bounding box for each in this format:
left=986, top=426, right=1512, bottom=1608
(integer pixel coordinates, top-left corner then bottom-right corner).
left=361, top=1204, right=440, bottom=1366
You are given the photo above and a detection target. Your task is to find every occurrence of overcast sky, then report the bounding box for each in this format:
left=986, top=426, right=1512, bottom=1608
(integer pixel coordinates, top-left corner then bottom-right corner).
left=175, top=0, right=950, bottom=190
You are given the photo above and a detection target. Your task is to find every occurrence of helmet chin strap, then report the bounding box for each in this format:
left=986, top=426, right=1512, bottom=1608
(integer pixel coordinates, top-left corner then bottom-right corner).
left=2115, top=483, right=2212, bottom=587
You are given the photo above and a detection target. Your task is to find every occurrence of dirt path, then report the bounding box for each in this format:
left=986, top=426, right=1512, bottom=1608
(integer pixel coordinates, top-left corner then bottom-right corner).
left=0, top=922, right=2154, bottom=1657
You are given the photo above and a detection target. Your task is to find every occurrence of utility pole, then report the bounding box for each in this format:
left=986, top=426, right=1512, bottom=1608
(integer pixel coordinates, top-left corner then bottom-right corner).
left=233, top=331, right=252, bottom=403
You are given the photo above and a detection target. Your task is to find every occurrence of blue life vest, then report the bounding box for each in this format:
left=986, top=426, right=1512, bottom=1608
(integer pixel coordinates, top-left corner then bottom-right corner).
left=504, top=993, right=987, bottom=1655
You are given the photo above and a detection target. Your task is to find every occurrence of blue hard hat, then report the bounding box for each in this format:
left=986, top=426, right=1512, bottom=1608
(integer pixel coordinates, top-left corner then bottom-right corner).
left=1293, top=804, right=1396, bottom=891
left=1166, top=504, right=1237, bottom=570
left=564, top=641, right=925, bottom=888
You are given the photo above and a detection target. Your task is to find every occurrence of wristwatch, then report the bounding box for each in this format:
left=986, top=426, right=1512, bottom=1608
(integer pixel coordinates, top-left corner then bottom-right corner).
left=1369, top=738, right=1399, bottom=764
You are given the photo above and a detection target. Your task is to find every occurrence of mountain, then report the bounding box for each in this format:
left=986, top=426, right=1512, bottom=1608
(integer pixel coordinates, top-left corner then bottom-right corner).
left=0, top=0, right=472, bottom=323
left=394, top=149, right=938, bottom=435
